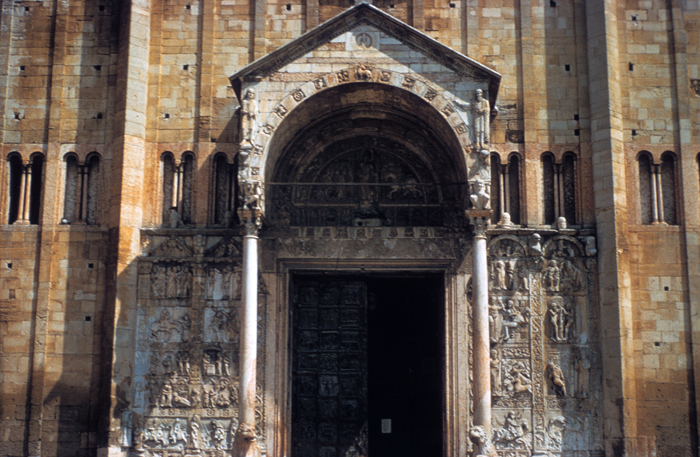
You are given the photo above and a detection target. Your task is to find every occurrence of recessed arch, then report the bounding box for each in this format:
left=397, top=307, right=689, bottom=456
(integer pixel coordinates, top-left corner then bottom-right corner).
left=263, top=83, right=469, bottom=227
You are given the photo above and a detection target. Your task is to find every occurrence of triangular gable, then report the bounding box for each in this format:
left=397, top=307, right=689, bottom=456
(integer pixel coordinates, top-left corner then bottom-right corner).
left=230, top=3, right=500, bottom=107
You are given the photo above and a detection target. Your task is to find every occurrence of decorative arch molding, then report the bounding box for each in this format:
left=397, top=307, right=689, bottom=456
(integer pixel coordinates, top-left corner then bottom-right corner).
left=238, top=64, right=493, bottom=216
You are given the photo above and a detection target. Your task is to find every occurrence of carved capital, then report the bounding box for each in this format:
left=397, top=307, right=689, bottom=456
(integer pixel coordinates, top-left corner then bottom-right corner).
left=239, top=208, right=262, bottom=235
left=466, top=211, right=490, bottom=238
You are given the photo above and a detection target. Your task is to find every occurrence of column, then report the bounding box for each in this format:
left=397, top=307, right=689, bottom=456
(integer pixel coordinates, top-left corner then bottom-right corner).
left=238, top=209, right=262, bottom=430
left=18, top=162, right=32, bottom=224
left=649, top=164, right=659, bottom=224
left=654, top=166, right=665, bottom=224
left=172, top=159, right=181, bottom=212
left=79, top=164, right=88, bottom=222
left=471, top=216, right=491, bottom=434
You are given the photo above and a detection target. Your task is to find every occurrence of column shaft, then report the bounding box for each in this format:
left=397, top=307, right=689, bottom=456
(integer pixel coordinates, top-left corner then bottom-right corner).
left=239, top=222, right=259, bottom=426
left=472, top=222, right=491, bottom=433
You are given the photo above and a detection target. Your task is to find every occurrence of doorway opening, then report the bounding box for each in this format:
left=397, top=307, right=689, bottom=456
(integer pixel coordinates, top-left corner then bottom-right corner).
left=290, top=273, right=444, bottom=457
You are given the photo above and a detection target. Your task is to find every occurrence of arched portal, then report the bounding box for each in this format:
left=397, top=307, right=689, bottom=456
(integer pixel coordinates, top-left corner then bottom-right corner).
left=264, top=83, right=468, bottom=228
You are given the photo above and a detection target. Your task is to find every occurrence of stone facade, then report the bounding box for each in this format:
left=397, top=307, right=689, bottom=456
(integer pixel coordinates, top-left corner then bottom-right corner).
left=0, top=1, right=699, bottom=457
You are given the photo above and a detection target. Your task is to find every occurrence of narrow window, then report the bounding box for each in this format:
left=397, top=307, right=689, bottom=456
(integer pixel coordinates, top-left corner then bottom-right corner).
left=213, top=154, right=234, bottom=226
left=542, top=154, right=556, bottom=225
left=162, top=153, right=175, bottom=225
left=28, top=155, right=44, bottom=224
left=638, top=153, right=653, bottom=224
left=508, top=155, right=521, bottom=225
left=181, top=153, right=195, bottom=224
left=660, top=153, right=677, bottom=225
left=490, top=154, right=501, bottom=224
left=85, top=155, right=100, bottom=225
left=63, top=155, right=81, bottom=223
left=7, top=155, right=23, bottom=224
left=562, top=153, right=576, bottom=224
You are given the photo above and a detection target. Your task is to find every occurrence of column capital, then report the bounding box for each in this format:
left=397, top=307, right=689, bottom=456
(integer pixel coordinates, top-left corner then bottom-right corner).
left=465, top=209, right=491, bottom=238
left=239, top=208, right=263, bottom=235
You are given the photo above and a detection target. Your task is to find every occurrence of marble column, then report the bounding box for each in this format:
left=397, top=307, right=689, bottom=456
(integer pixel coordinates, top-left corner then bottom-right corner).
left=17, top=162, right=31, bottom=224
left=470, top=215, right=491, bottom=434
left=238, top=209, right=262, bottom=430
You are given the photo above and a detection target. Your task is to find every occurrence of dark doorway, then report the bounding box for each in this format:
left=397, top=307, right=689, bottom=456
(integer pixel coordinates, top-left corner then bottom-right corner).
left=290, top=274, right=444, bottom=457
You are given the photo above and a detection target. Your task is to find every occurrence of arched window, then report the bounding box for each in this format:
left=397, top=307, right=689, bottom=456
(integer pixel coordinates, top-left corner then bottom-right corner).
left=542, top=153, right=556, bottom=225
left=161, top=152, right=195, bottom=227
left=562, top=153, right=577, bottom=224
left=638, top=151, right=678, bottom=225
left=507, top=154, right=521, bottom=224
left=63, top=153, right=101, bottom=225
left=638, top=153, right=654, bottom=224
left=7, top=154, right=23, bottom=225
left=7, top=153, right=43, bottom=225
left=660, top=152, right=677, bottom=225
left=212, top=153, right=236, bottom=227
left=542, top=152, right=577, bottom=226
left=490, top=153, right=522, bottom=226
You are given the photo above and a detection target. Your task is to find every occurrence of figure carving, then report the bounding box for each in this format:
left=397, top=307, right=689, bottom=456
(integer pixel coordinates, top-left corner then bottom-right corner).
left=575, top=348, right=591, bottom=397
left=505, top=362, right=532, bottom=394
left=243, top=181, right=262, bottom=210
left=472, top=89, right=490, bottom=152
left=470, top=180, right=490, bottom=210
left=120, top=410, right=134, bottom=448
left=543, top=260, right=561, bottom=291
left=560, top=259, right=584, bottom=292
left=585, top=236, right=597, bottom=256
left=152, top=265, right=167, bottom=298
left=150, top=310, right=180, bottom=342
left=491, top=260, right=506, bottom=290
left=240, top=88, right=257, bottom=146
left=493, top=411, right=530, bottom=450
left=356, top=63, right=372, bottom=81
left=490, top=349, right=502, bottom=396
left=232, top=422, right=262, bottom=457
left=469, top=425, right=498, bottom=457
left=210, top=420, right=228, bottom=450
left=547, top=361, right=567, bottom=396
left=528, top=233, right=543, bottom=256
left=189, top=415, right=201, bottom=449
left=546, top=416, right=566, bottom=450
left=548, top=297, right=574, bottom=343
left=501, top=299, right=527, bottom=342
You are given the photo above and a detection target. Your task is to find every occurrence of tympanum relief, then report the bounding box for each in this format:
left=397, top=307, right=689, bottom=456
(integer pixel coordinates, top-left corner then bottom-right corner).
left=126, top=235, right=267, bottom=456
left=485, top=234, right=601, bottom=455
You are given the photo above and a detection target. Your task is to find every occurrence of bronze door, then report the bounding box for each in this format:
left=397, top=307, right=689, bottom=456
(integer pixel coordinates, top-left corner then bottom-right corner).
left=291, top=278, right=368, bottom=457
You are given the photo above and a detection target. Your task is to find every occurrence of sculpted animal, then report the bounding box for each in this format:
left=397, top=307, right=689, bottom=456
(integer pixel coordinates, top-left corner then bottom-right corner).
left=469, top=425, right=498, bottom=457
left=232, top=422, right=261, bottom=457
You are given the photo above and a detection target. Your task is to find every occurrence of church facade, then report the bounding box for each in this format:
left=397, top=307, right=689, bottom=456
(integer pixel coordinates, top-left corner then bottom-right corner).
left=0, top=1, right=699, bottom=457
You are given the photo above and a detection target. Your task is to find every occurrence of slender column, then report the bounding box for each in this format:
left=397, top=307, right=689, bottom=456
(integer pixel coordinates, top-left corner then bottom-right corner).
left=650, top=164, right=659, bottom=224
left=554, top=164, right=562, bottom=220
left=239, top=210, right=262, bottom=429
left=470, top=216, right=491, bottom=434
left=654, top=166, right=665, bottom=224
left=499, top=166, right=506, bottom=216
left=502, top=165, right=510, bottom=214
left=172, top=160, right=181, bottom=211
left=79, top=164, right=88, bottom=222
left=20, top=162, right=32, bottom=223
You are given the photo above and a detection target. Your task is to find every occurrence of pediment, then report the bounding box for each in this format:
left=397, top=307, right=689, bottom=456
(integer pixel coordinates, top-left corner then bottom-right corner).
left=230, top=3, right=500, bottom=106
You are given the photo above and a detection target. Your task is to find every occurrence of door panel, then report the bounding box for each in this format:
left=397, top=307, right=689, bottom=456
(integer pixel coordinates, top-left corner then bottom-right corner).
left=292, top=279, right=368, bottom=457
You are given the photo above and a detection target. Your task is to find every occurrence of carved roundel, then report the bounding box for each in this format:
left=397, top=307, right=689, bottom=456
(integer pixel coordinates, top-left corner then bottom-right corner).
left=355, top=32, right=373, bottom=48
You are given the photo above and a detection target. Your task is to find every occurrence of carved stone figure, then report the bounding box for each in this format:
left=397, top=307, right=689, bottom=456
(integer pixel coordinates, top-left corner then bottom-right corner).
left=211, top=420, right=228, bottom=450
left=152, top=265, right=167, bottom=298
left=356, top=63, right=372, bottom=81
left=529, top=233, right=543, bottom=256
left=488, top=296, right=503, bottom=344
left=501, top=299, right=527, bottom=342
left=575, top=348, right=591, bottom=397
left=560, top=259, right=584, bottom=292
left=505, top=362, right=532, bottom=394
left=470, top=179, right=490, bottom=210
left=159, top=380, right=173, bottom=407
left=176, top=351, right=191, bottom=376
left=469, top=425, right=498, bottom=457
left=170, top=208, right=180, bottom=228
left=585, top=236, right=597, bottom=256
left=493, top=411, right=530, bottom=450
left=472, top=89, right=490, bottom=152
left=120, top=410, right=134, bottom=448
left=548, top=297, right=573, bottom=343
left=232, top=422, right=262, bottom=457
left=491, top=261, right=506, bottom=290
left=490, top=349, right=502, bottom=396
left=547, top=361, right=567, bottom=396
left=189, top=415, right=201, bottom=449
left=150, top=310, right=180, bottom=342
left=240, top=88, right=257, bottom=146
left=515, top=261, right=529, bottom=291
left=243, top=181, right=262, bottom=210
left=543, top=260, right=561, bottom=291
left=546, top=415, right=566, bottom=450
